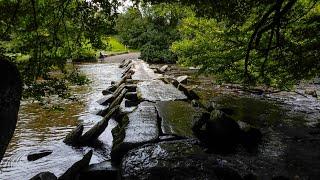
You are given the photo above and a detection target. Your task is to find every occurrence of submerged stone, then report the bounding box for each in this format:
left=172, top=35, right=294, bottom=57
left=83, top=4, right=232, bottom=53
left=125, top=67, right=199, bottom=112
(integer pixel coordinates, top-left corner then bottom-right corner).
left=156, top=101, right=203, bottom=137
left=27, top=150, right=53, bottom=161
left=137, top=80, right=187, bottom=102
left=111, top=101, right=159, bottom=163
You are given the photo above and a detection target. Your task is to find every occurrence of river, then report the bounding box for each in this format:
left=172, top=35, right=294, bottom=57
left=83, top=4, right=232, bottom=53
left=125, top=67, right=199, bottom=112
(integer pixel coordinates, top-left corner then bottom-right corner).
left=0, top=54, right=319, bottom=179
left=0, top=62, right=122, bottom=179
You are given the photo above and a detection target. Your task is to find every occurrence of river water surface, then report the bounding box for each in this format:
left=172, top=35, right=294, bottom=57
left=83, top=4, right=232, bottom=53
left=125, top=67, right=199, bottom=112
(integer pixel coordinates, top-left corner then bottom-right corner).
left=0, top=62, right=122, bottom=179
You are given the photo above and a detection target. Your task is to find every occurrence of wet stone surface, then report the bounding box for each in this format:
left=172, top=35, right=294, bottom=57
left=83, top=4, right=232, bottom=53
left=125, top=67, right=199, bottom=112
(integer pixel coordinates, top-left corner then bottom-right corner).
left=121, top=139, right=248, bottom=180
left=155, top=101, right=203, bottom=137
left=79, top=161, right=118, bottom=180
left=137, top=80, right=187, bottom=102
left=122, top=101, right=159, bottom=144
left=112, top=101, right=159, bottom=163
left=131, top=60, right=162, bottom=81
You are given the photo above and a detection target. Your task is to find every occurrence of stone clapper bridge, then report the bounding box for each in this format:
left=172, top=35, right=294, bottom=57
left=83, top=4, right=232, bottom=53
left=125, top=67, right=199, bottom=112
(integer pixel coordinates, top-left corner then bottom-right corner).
left=33, top=58, right=252, bottom=180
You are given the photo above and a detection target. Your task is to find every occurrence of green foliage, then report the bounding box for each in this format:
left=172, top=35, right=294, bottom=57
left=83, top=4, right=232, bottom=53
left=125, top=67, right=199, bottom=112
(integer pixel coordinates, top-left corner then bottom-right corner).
left=171, top=0, right=320, bottom=88
left=116, top=3, right=194, bottom=63
left=66, top=67, right=90, bottom=86
left=72, top=40, right=97, bottom=63
left=171, top=17, right=246, bottom=83
left=0, top=0, right=119, bottom=84
left=23, top=78, right=70, bottom=101
left=105, top=36, right=128, bottom=52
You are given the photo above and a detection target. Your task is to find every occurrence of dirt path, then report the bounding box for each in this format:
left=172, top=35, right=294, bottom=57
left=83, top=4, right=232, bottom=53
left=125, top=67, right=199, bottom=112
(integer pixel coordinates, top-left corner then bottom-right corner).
left=100, top=52, right=140, bottom=63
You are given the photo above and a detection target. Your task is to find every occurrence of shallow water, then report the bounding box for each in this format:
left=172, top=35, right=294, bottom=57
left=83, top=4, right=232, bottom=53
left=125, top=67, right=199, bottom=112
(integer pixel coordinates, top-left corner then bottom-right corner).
left=0, top=63, right=122, bottom=179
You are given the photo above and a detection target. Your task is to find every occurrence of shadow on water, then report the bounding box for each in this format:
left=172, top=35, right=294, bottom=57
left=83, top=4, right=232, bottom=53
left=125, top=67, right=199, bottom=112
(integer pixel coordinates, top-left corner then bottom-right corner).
left=211, top=95, right=320, bottom=178
left=0, top=63, right=122, bottom=179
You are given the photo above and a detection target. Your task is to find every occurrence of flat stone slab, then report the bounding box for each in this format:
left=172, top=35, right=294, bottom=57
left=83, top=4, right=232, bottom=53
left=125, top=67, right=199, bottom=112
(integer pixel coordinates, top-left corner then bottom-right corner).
left=123, top=101, right=159, bottom=144
left=121, top=139, right=239, bottom=180
left=156, top=101, right=203, bottom=137
left=131, top=60, right=162, bottom=81
left=137, top=80, right=187, bottom=102
left=112, top=101, right=159, bottom=162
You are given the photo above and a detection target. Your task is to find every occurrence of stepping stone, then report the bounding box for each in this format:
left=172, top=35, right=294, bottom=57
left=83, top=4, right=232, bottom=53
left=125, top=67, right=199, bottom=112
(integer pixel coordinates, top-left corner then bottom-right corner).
left=96, top=94, right=113, bottom=106
left=111, top=101, right=159, bottom=163
left=156, top=101, right=203, bottom=137
left=176, top=75, right=188, bottom=84
left=131, top=61, right=162, bottom=81
left=137, top=80, right=187, bottom=102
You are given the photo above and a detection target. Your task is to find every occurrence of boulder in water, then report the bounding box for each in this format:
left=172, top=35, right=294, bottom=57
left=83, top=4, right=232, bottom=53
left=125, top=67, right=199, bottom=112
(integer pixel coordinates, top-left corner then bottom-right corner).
left=193, top=110, right=241, bottom=153
left=63, top=124, right=84, bottom=146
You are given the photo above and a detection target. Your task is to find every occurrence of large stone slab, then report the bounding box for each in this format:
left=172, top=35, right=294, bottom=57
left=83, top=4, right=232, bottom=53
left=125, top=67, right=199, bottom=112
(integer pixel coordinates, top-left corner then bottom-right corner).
left=137, top=80, right=187, bottom=102
left=111, top=101, right=159, bottom=163
left=121, top=139, right=244, bottom=180
left=131, top=60, right=162, bottom=81
left=156, top=101, right=203, bottom=137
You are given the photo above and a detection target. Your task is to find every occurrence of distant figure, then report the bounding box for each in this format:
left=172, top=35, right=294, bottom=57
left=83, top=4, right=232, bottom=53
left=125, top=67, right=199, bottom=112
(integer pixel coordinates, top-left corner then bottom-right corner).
left=99, top=52, right=107, bottom=59
left=0, top=59, right=22, bottom=162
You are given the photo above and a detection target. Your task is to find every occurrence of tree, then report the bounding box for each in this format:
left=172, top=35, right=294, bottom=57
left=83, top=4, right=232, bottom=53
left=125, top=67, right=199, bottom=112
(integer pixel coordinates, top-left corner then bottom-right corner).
left=0, top=0, right=119, bottom=84
left=136, top=0, right=320, bottom=87
left=115, top=3, right=194, bottom=63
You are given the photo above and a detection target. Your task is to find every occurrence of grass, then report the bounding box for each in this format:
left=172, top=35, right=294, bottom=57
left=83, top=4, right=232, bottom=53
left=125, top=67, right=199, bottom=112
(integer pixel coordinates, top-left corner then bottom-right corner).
left=100, top=36, right=138, bottom=56
left=108, top=36, right=128, bottom=52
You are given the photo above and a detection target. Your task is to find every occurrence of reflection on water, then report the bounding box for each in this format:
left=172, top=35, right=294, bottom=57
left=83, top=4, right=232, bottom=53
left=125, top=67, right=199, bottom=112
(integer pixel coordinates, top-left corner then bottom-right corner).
left=0, top=63, right=122, bottom=179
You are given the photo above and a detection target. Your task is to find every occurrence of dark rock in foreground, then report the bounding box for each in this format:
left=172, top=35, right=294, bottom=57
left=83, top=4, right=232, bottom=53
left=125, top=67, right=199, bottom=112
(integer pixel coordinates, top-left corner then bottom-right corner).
left=27, top=150, right=53, bottom=161
left=0, top=60, right=22, bottom=161
left=58, top=150, right=92, bottom=180
left=193, top=110, right=242, bottom=153
left=121, top=139, right=243, bottom=180
left=79, top=161, right=118, bottom=180
left=111, top=101, right=159, bottom=163
left=30, top=172, right=57, bottom=180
